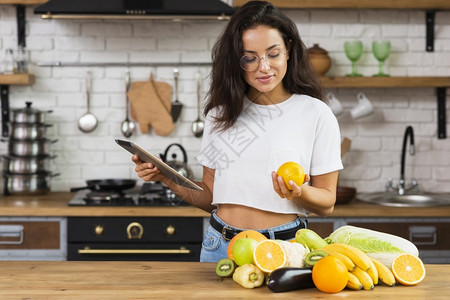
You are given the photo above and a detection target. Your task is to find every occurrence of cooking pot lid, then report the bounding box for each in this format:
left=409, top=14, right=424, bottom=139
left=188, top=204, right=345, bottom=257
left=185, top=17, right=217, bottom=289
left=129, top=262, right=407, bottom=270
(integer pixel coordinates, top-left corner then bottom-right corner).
left=3, top=171, right=53, bottom=178
left=2, top=154, right=55, bottom=160
left=12, top=102, right=40, bottom=113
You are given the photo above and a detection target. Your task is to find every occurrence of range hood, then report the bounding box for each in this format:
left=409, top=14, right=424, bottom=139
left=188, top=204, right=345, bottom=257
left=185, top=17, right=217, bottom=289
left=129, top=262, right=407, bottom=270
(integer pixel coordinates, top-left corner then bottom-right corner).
left=34, top=0, right=235, bottom=21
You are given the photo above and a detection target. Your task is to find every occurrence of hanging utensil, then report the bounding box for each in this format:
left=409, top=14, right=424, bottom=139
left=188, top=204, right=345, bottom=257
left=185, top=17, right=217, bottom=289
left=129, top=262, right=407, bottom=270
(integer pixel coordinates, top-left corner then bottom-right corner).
left=78, top=71, right=98, bottom=133
left=120, top=70, right=136, bottom=137
left=170, top=68, right=183, bottom=122
left=191, top=72, right=204, bottom=138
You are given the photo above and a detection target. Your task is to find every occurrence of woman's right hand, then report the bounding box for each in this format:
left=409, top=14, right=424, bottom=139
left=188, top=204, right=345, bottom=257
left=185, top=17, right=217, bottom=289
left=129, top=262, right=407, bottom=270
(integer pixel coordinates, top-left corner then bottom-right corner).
left=131, top=155, right=166, bottom=182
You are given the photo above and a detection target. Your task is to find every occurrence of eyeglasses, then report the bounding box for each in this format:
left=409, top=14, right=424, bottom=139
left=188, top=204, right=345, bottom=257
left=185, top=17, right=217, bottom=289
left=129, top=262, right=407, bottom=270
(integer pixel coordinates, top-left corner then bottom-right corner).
left=240, top=48, right=287, bottom=72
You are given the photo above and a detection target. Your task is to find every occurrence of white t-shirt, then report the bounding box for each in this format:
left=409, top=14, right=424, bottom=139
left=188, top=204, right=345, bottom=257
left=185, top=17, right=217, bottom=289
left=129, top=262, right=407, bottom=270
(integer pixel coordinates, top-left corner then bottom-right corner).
left=196, top=94, right=343, bottom=215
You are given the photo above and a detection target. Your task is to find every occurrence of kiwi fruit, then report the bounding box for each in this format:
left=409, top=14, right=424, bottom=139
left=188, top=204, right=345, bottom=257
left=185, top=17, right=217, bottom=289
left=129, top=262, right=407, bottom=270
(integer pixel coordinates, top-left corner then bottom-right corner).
left=304, top=250, right=328, bottom=268
left=215, top=258, right=237, bottom=277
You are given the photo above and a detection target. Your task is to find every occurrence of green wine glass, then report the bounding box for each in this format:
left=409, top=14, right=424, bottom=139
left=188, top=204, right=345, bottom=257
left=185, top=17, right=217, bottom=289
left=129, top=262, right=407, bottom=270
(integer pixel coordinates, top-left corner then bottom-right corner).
left=372, top=40, right=391, bottom=77
left=344, top=41, right=363, bottom=77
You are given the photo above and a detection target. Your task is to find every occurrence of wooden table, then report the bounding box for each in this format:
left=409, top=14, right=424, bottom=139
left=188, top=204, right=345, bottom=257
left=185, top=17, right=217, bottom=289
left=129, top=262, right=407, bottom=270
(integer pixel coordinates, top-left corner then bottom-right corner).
left=0, top=261, right=448, bottom=299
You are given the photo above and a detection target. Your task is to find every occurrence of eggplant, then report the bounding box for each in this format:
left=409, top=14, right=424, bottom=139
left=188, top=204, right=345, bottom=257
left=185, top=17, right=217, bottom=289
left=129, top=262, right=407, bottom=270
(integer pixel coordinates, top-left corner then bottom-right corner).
left=266, top=267, right=315, bottom=293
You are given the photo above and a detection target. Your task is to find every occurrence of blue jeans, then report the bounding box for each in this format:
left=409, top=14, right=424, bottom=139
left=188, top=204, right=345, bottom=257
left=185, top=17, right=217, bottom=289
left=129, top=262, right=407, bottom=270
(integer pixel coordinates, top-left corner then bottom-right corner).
left=200, top=210, right=307, bottom=262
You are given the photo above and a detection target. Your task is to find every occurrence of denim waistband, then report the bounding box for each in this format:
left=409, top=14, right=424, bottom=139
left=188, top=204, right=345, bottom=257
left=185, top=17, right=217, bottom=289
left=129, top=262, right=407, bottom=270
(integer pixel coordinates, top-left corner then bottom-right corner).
left=210, top=209, right=306, bottom=240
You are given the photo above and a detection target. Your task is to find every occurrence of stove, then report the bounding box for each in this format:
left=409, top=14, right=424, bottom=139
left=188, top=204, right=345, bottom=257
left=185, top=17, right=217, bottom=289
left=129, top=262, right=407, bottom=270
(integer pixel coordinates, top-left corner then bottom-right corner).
left=68, top=182, right=189, bottom=207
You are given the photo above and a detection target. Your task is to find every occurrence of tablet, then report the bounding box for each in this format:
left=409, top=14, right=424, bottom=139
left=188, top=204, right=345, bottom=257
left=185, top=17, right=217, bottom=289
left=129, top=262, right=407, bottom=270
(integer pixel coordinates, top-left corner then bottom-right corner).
left=115, top=139, right=203, bottom=191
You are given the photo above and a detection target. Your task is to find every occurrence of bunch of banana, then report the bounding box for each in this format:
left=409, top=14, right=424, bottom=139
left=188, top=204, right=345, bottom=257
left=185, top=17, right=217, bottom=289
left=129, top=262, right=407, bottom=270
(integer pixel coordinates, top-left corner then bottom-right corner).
left=346, top=272, right=363, bottom=290
left=371, top=257, right=396, bottom=287
left=320, top=243, right=396, bottom=290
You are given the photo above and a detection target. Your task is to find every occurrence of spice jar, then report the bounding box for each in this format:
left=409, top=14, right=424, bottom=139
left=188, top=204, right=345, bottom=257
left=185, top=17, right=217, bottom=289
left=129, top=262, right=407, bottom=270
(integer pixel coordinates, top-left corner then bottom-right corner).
left=15, top=46, right=28, bottom=73
left=3, top=48, right=16, bottom=74
left=307, top=44, right=332, bottom=76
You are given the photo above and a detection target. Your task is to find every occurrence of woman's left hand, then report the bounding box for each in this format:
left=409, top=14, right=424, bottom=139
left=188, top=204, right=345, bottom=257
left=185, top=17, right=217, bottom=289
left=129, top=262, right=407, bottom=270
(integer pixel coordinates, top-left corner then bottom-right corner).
left=271, top=171, right=310, bottom=200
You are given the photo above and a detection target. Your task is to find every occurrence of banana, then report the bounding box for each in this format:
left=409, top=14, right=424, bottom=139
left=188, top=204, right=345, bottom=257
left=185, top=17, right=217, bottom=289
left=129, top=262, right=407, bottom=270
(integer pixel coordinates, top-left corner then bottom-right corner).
left=370, top=257, right=396, bottom=287
left=366, top=256, right=379, bottom=285
left=324, top=243, right=372, bottom=271
left=322, top=246, right=356, bottom=271
left=346, top=272, right=363, bottom=290
left=351, top=266, right=374, bottom=291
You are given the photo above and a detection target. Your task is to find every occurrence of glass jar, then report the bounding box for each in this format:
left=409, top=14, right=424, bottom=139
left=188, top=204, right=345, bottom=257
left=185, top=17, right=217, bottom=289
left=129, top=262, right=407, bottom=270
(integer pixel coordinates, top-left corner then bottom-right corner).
left=15, top=46, right=28, bottom=73
left=3, top=48, right=16, bottom=74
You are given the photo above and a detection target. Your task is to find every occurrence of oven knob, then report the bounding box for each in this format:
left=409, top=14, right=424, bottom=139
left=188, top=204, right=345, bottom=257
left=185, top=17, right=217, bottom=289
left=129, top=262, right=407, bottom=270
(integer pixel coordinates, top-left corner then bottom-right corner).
left=94, top=225, right=104, bottom=236
left=166, top=225, right=175, bottom=235
left=127, top=222, right=144, bottom=239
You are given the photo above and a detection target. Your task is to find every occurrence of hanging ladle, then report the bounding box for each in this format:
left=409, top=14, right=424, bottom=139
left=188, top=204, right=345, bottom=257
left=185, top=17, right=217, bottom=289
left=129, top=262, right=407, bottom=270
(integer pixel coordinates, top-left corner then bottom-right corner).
left=191, top=72, right=204, bottom=138
left=120, top=70, right=135, bottom=137
left=78, top=70, right=98, bottom=133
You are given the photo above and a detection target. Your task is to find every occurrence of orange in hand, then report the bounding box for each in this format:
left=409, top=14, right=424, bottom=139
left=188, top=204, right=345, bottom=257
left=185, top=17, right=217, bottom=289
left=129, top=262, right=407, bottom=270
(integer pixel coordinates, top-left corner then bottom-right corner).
left=277, top=162, right=305, bottom=190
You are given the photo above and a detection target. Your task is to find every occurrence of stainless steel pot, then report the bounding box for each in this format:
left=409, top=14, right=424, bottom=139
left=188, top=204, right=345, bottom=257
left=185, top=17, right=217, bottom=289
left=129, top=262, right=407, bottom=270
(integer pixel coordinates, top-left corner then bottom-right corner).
left=9, top=123, right=52, bottom=140
left=10, top=101, right=52, bottom=124
left=3, top=172, right=59, bottom=195
left=7, top=139, right=57, bottom=156
left=2, top=155, right=56, bottom=174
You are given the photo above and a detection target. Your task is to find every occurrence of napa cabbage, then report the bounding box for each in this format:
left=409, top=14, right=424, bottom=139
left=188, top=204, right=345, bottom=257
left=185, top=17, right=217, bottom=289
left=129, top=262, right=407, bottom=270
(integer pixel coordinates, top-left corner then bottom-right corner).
left=325, top=225, right=419, bottom=267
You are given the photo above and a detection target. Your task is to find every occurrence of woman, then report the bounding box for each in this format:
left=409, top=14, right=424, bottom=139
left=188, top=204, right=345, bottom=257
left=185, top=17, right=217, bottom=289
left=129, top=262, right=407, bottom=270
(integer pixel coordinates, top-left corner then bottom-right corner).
left=132, top=1, right=342, bottom=262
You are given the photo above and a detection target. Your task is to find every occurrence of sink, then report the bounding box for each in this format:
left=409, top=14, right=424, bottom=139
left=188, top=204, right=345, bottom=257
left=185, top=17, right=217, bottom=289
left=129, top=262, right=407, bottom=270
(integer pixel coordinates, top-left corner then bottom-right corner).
left=357, top=192, right=450, bottom=207
left=357, top=126, right=450, bottom=208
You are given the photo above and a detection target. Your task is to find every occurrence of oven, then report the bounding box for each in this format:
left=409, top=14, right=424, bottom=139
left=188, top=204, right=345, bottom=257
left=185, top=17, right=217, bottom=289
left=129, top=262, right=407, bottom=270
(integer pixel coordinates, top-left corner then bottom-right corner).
left=67, top=217, right=202, bottom=261
left=67, top=181, right=203, bottom=261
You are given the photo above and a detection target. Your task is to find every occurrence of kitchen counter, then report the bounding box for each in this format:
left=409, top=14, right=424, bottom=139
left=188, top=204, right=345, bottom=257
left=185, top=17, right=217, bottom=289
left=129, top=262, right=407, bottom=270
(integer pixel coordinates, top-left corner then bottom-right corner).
left=0, top=261, right=447, bottom=299
left=0, top=192, right=210, bottom=217
left=1, top=192, right=450, bottom=217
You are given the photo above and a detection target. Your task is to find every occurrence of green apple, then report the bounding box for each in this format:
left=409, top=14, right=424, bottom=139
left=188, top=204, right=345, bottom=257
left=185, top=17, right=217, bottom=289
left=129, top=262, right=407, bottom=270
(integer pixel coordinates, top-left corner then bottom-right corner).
left=232, top=238, right=258, bottom=266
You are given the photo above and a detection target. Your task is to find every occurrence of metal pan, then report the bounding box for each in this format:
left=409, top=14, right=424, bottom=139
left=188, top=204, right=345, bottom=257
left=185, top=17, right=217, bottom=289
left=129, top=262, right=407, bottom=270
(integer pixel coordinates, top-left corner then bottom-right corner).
left=70, top=178, right=136, bottom=192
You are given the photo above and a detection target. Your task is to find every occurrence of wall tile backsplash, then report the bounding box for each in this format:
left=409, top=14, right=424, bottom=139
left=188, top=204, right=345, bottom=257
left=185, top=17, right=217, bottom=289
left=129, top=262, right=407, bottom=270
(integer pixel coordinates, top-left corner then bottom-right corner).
left=1, top=5, right=449, bottom=194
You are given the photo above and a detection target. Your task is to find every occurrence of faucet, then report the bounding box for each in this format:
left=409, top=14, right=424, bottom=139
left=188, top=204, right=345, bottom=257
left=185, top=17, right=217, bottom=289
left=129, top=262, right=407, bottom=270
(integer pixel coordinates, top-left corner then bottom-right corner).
left=385, top=125, right=418, bottom=195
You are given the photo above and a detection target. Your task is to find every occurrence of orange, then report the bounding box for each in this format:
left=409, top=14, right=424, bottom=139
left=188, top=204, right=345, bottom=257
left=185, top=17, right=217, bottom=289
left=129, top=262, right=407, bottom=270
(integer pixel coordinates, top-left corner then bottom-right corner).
left=227, top=230, right=267, bottom=260
left=391, top=253, right=426, bottom=286
left=277, top=162, right=305, bottom=190
left=252, top=240, right=287, bottom=273
left=312, top=256, right=348, bottom=293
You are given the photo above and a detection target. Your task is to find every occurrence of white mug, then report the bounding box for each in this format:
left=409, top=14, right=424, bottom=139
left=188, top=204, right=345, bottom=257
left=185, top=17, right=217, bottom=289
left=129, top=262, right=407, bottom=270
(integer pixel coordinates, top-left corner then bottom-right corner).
left=351, top=92, right=374, bottom=119
left=326, top=92, right=344, bottom=116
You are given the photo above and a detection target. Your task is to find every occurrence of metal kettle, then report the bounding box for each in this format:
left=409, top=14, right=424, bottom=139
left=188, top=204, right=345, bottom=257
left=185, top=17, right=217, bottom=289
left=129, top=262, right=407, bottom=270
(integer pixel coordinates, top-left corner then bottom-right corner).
left=160, top=143, right=193, bottom=179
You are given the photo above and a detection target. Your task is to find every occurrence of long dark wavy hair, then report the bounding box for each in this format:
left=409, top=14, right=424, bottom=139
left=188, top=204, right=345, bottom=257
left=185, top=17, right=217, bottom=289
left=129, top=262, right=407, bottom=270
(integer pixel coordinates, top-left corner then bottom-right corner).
left=204, top=0, right=322, bottom=132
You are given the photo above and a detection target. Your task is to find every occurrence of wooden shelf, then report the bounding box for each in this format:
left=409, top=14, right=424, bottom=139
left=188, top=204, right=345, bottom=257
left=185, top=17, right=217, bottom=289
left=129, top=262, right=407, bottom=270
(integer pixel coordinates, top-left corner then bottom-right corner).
left=320, top=76, right=450, bottom=88
left=0, top=74, right=34, bottom=85
left=0, top=0, right=46, bottom=4
left=234, top=0, right=450, bottom=10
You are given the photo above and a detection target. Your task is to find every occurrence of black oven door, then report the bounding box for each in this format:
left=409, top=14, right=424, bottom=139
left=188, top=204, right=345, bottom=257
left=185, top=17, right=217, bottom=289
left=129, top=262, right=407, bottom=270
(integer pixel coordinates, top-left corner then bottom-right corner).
left=67, top=217, right=203, bottom=261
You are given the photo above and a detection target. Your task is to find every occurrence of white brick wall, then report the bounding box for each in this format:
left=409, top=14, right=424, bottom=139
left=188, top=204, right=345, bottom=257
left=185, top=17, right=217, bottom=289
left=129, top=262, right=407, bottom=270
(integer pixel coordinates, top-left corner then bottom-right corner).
left=0, top=5, right=449, bottom=194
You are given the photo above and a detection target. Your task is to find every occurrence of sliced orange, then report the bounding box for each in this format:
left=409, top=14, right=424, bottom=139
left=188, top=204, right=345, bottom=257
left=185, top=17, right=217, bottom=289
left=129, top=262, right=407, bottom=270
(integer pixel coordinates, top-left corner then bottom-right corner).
left=252, top=240, right=287, bottom=273
left=391, top=253, right=426, bottom=286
